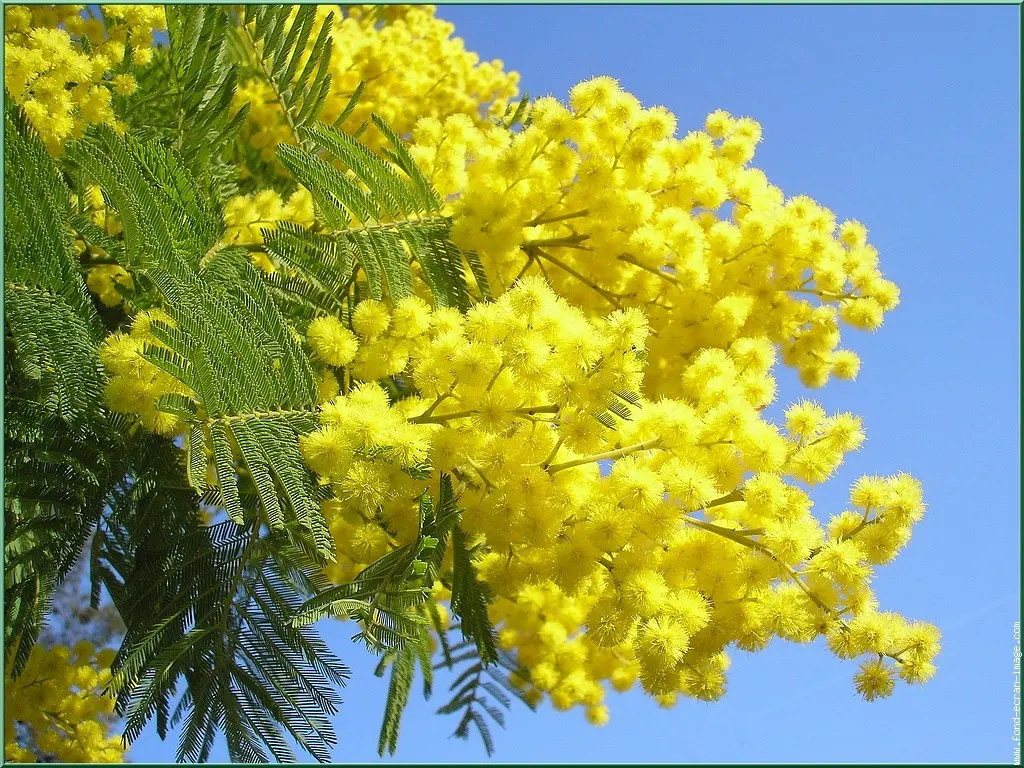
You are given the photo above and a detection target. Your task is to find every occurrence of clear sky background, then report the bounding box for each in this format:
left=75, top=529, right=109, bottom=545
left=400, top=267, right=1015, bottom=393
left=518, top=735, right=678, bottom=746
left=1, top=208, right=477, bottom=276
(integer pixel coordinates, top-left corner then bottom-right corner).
left=131, top=4, right=1021, bottom=764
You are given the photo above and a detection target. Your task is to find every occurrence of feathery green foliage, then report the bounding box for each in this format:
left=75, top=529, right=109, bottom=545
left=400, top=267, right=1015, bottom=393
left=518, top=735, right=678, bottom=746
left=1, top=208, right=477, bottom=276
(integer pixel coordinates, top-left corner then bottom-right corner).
left=496, top=93, right=532, bottom=131
left=68, top=128, right=332, bottom=552
left=3, top=9, right=523, bottom=760
left=4, top=102, right=113, bottom=675
left=101, top=517, right=350, bottom=763
left=277, top=118, right=484, bottom=310
left=239, top=6, right=336, bottom=141
left=124, top=7, right=248, bottom=199
left=450, top=525, right=500, bottom=666
left=4, top=102, right=105, bottom=422
left=293, top=478, right=456, bottom=651
left=262, top=223, right=359, bottom=322
left=2, top=100, right=355, bottom=761
left=435, top=636, right=537, bottom=756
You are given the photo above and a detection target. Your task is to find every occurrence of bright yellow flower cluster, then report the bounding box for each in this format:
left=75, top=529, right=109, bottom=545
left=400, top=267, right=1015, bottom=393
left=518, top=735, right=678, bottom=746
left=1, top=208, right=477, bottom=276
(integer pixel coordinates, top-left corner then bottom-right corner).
left=222, top=187, right=316, bottom=272
left=291, top=279, right=937, bottom=720
left=4, top=5, right=164, bottom=154
left=19, top=3, right=933, bottom=730
left=308, top=315, right=359, bottom=368
left=85, top=263, right=133, bottom=307
left=301, top=377, right=435, bottom=583
left=72, top=184, right=137, bottom=308
left=98, top=309, right=193, bottom=437
left=409, top=77, right=900, bottom=393
left=4, top=642, right=124, bottom=763
left=297, top=280, right=645, bottom=581
left=232, top=5, right=519, bottom=162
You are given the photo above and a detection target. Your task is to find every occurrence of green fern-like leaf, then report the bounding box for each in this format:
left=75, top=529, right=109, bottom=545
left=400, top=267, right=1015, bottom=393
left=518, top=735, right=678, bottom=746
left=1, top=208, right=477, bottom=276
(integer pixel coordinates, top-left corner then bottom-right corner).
left=261, top=222, right=358, bottom=321
left=450, top=526, right=499, bottom=665
left=434, top=635, right=536, bottom=757
left=236, top=6, right=335, bottom=140
left=101, top=516, right=349, bottom=763
left=3, top=102, right=121, bottom=673
left=68, top=131, right=332, bottom=555
left=496, top=93, right=532, bottom=131
left=276, top=117, right=484, bottom=309
left=4, top=101, right=106, bottom=424
left=376, top=645, right=415, bottom=756
left=367, top=476, right=464, bottom=755
left=292, top=476, right=461, bottom=652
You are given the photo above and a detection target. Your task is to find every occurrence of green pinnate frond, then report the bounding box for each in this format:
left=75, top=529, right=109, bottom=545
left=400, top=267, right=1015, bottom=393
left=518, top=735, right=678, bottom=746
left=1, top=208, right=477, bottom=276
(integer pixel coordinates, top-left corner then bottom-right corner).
left=262, top=223, right=358, bottom=316
left=4, top=287, right=105, bottom=423
left=3, top=105, right=123, bottom=674
left=100, top=510, right=349, bottom=764
left=4, top=105, right=99, bottom=318
left=299, top=122, right=424, bottom=218
left=369, top=479, right=463, bottom=756
left=450, top=526, right=499, bottom=666
left=274, top=115, right=486, bottom=309
left=496, top=93, right=532, bottom=131
left=164, top=6, right=249, bottom=181
left=372, top=113, right=443, bottom=213
left=376, top=645, right=416, bottom=756
left=292, top=477, right=461, bottom=651
left=237, top=6, right=336, bottom=137
left=4, top=103, right=106, bottom=424
left=69, top=133, right=331, bottom=553
left=334, top=81, right=366, bottom=129
left=606, top=397, right=634, bottom=421
left=434, top=636, right=537, bottom=757
left=402, top=220, right=475, bottom=310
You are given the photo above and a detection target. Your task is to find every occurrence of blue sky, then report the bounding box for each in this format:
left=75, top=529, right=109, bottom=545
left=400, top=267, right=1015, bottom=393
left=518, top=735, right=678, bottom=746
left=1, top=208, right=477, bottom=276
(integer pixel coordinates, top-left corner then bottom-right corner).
left=130, top=4, right=1020, bottom=763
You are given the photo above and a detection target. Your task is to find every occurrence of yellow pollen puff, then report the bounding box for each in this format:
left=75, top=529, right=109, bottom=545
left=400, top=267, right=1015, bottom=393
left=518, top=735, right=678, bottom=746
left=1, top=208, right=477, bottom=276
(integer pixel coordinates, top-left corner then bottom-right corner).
left=307, top=316, right=359, bottom=367
left=4, top=643, right=126, bottom=763
left=112, top=73, right=137, bottom=95
left=853, top=658, right=896, bottom=701
left=352, top=299, right=391, bottom=340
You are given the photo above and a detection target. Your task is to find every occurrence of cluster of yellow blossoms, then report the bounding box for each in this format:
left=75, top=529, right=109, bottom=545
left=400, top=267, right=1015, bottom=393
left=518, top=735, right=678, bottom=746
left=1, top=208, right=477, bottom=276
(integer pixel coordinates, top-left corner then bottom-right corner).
left=292, top=279, right=938, bottom=723
left=79, top=68, right=937, bottom=726
left=4, top=643, right=124, bottom=763
left=299, top=281, right=646, bottom=582
left=4, top=5, right=162, bottom=153
left=222, top=187, right=317, bottom=273
left=73, top=183, right=136, bottom=307
left=98, top=308, right=193, bottom=437
left=233, top=5, right=519, bottom=162
left=9, top=3, right=936, bottom=738
left=409, top=77, right=899, bottom=393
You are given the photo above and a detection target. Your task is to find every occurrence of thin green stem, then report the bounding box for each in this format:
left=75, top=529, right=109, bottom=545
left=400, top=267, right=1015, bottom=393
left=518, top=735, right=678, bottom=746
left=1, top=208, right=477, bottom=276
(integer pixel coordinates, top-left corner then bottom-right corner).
left=486, top=363, right=507, bottom=392
left=417, top=390, right=452, bottom=420
left=523, top=234, right=592, bottom=249
left=526, top=209, right=590, bottom=227
left=530, top=246, right=625, bottom=309
left=511, top=253, right=537, bottom=285
left=617, top=253, right=682, bottom=288
left=410, top=403, right=558, bottom=425
left=409, top=408, right=477, bottom=425
left=540, top=436, right=564, bottom=469
left=684, top=515, right=836, bottom=615
left=547, top=437, right=664, bottom=474
left=466, top=458, right=497, bottom=491
left=210, top=407, right=317, bottom=424
left=701, top=487, right=745, bottom=510
left=239, top=19, right=306, bottom=150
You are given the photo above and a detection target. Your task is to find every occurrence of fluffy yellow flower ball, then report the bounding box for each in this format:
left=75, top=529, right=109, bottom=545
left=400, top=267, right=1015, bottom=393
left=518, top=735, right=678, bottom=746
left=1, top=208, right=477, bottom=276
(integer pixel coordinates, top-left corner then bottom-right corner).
left=307, top=316, right=359, bottom=367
